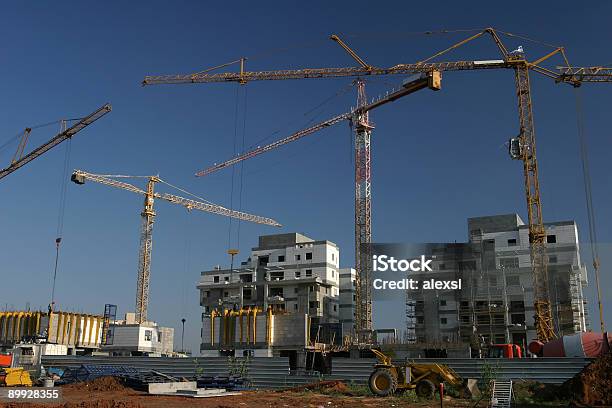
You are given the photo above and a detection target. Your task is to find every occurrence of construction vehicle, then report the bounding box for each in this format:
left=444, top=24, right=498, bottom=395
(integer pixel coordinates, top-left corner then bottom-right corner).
left=0, top=368, right=32, bottom=387
left=0, top=353, right=32, bottom=387
left=368, top=349, right=476, bottom=398
left=0, top=354, right=11, bottom=368
left=486, top=344, right=523, bottom=359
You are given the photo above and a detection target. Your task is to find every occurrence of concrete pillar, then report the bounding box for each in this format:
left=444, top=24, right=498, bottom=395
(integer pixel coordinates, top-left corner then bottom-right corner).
left=296, top=351, right=307, bottom=369
left=0, top=313, right=5, bottom=343
left=14, top=312, right=24, bottom=342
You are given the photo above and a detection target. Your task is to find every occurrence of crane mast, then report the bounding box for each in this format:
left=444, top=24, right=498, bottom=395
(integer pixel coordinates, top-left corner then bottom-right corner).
left=136, top=177, right=158, bottom=323
left=510, top=58, right=555, bottom=341
left=72, top=170, right=281, bottom=324
left=354, top=79, right=374, bottom=337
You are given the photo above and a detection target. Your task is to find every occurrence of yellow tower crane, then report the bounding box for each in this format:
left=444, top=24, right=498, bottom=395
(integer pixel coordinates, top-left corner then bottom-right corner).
left=71, top=170, right=281, bottom=324
left=143, top=28, right=611, bottom=342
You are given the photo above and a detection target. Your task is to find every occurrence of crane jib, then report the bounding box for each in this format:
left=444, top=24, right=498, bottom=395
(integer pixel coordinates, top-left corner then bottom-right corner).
left=0, top=104, right=112, bottom=181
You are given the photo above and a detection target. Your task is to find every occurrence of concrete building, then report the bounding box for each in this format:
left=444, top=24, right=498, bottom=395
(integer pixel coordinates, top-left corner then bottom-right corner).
left=101, top=313, right=174, bottom=356
left=406, top=214, right=589, bottom=351
left=198, top=233, right=353, bottom=360
left=338, top=268, right=356, bottom=335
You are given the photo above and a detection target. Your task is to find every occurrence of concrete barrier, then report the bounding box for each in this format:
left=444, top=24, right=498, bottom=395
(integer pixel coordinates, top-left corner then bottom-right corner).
left=148, top=381, right=196, bottom=394
left=42, top=355, right=592, bottom=388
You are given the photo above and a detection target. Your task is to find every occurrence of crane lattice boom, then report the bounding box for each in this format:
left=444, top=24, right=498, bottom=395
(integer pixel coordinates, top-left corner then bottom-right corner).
left=72, top=169, right=281, bottom=323
left=144, top=61, right=505, bottom=85
left=0, top=104, right=112, bottom=181
left=196, top=72, right=439, bottom=177
left=557, top=66, right=612, bottom=83
left=197, top=112, right=351, bottom=177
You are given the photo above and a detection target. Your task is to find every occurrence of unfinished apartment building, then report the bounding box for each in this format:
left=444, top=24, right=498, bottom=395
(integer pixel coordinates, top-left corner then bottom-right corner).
left=197, top=233, right=355, bottom=359
left=406, top=214, right=589, bottom=350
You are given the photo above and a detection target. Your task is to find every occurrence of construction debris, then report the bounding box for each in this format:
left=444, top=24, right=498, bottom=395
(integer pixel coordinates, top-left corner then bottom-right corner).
left=280, top=380, right=353, bottom=395
left=148, top=385, right=241, bottom=398
left=57, top=364, right=139, bottom=385
left=147, top=380, right=196, bottom=394
left=144, top=377, right=243, bottom=398
left=565, top=352, right=612, bottom=406
left=62, top=376, right=130, bottom=392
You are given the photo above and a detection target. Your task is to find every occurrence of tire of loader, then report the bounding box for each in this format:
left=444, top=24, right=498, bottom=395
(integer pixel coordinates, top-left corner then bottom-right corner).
left=415, top=379, right=436, bottom=399
left=368, top=368, right=398, bottom=396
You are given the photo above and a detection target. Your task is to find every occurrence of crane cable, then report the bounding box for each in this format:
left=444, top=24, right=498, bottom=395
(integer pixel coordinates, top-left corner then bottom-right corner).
left=238, top=81, right=357, bottom=178
left=236, top=85, right=248, bottom=248
left=246, top=82, right=354, bottom=151
left=227, top=84, right=241, bottom=252
left=574, top=87, right=606, bottom=333
left=181, top=210, right=191, bottom=338
left=0, top=118, right=82, bottom=157
left=50, top=120, right=72, bottom=311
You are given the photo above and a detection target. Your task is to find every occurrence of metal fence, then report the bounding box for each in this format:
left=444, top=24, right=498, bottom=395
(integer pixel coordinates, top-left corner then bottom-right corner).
left=42, top=356, right=591, bottom=388
left=330, top=357, right=593, bottom=384
left=41, top=356, right=318, bottom=389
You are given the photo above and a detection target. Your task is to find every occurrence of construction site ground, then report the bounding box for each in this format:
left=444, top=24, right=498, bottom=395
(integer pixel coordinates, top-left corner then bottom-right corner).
left=8, top=357, right=612, bottom=408
left=0, top=389, right=475, bottom=408
left=0, top=376, right=574, bottom=408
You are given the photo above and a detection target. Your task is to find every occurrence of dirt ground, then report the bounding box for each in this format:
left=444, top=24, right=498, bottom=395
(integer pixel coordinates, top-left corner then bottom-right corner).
left=0, top=377, right=474, bottom=408
left=0, top=390, right=474, bottom=408
left=565, top=352, right=612, bottom=406
left=3, top=372, right=592, bottom=408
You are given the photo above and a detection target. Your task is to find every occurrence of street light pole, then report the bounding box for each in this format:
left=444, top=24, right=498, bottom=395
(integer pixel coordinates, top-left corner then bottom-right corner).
left=181, top=318, right=186, bottom=353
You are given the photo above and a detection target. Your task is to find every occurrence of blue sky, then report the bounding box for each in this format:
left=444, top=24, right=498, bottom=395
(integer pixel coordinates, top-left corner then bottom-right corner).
left=1, top=1, right=611, bottom=354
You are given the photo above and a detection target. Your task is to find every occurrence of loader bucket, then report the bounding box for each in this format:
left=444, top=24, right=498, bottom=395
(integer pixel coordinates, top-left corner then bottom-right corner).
left=464, top=378, right=480, bottom=398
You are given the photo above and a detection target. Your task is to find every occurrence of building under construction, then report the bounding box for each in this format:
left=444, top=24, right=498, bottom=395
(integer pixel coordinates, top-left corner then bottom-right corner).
left=0, top=310, right=104, bottom=353
left=405, top=214, right=589, bottom=352
left=197, top=233, right=355, bottom=363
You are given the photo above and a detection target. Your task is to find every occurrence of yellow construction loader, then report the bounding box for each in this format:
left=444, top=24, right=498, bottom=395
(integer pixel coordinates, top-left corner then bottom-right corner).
left=368, top=349, right=477, bottom=398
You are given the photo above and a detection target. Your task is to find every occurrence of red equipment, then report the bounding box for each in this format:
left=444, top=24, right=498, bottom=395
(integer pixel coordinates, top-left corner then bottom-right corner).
left=0, top=354, right=12, bottom=367
left=487, top=344, right=523, bottom=359
left=529, top=332, right=612, bottom=357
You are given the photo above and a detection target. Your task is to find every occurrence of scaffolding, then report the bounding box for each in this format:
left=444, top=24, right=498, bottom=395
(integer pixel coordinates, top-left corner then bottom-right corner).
left=404, top=299, right=416, bottom=343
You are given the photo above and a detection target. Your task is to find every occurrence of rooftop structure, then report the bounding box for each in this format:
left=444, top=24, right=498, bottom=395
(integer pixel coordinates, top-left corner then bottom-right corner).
left=101, top=312, right=174, bottom=357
